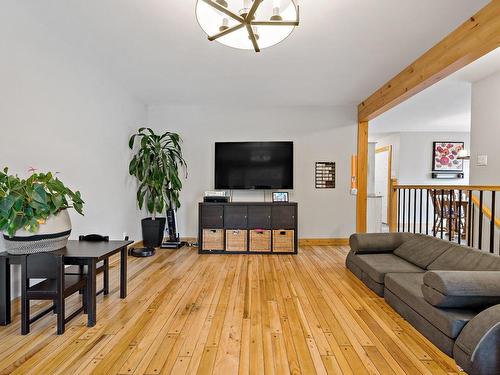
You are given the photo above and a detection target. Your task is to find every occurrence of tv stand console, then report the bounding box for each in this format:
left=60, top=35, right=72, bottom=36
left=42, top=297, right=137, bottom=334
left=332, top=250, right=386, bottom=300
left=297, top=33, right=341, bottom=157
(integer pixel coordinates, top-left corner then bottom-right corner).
left=198, top=202, right=298, bottom=254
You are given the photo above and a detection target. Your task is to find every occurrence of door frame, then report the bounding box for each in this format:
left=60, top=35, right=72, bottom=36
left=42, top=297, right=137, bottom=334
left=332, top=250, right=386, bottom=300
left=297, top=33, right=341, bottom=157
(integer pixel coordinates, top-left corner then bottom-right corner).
left=375, top=145, right=393, bottom=224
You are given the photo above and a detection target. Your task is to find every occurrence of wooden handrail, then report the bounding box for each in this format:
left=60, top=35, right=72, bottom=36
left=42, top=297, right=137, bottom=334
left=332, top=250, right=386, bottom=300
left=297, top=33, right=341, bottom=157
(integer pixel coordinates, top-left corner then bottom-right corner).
left=394, top=185, right=500, bottom=192
left=470, top=195, right=500, bottom=229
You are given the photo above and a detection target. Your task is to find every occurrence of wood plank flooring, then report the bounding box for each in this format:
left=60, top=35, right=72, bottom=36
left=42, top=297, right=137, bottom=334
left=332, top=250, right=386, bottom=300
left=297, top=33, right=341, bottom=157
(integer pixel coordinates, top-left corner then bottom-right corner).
left=0, top=246, right=464, bottom=374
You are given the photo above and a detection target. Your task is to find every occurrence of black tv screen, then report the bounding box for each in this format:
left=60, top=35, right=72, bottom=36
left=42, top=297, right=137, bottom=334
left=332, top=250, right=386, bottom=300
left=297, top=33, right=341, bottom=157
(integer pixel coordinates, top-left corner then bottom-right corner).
left=215, top=142, right=293, bottom=190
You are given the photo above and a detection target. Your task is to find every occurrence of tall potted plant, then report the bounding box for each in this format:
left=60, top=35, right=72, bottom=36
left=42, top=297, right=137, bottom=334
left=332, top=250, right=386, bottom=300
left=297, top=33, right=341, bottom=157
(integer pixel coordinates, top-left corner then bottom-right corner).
left=0, top=168, right=84, bottom=254
left=129, top=128, right=187, bottom=254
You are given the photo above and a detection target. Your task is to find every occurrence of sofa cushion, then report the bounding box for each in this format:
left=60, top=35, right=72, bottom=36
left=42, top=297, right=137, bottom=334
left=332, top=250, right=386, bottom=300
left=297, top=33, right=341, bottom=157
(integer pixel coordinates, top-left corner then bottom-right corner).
left=384, top=272, right=478, bottom=339
left=421, top=271, right=500, bottom=308
left=349, top=232, right=415, bottom=254
left=349, top=253, right=423, bottom=284
left=393, top=234, right=452, bottom=269
left=428, top=244, right=500, bottom=271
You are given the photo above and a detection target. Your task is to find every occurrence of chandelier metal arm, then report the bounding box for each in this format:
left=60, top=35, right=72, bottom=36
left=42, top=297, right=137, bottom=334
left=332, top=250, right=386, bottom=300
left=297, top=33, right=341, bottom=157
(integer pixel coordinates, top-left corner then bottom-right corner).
left=250, top=20, right=299, bottom=26
left=246, top=0, right=262, bottom=22
left=245, top=24, right=260, bottom=52
left=200, top=0, right=245, bottom=23
left=208, top=23, right=245, bottom=41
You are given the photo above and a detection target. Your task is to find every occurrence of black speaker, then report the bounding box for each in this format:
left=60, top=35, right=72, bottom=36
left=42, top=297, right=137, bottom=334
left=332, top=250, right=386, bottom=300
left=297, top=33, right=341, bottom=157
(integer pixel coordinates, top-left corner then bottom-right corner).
left=203, top=196, right=229, bottom=203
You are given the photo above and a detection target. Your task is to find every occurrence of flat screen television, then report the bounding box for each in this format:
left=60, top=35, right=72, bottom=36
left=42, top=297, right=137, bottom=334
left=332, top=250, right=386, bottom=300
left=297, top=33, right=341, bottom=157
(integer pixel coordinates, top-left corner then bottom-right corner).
left=215, top=142, right=293, bottom=190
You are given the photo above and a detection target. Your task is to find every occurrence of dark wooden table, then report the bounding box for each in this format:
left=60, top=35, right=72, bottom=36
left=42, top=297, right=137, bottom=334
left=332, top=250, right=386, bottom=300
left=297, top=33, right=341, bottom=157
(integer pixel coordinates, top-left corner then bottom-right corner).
left=0, top=240, right=132, bottom=327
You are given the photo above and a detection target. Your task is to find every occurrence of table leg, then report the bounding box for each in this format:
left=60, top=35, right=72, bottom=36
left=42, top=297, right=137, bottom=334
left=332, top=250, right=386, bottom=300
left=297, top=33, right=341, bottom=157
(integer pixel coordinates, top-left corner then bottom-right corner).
left=120, top=247, right=127, bottom=299
left=87, top=259, right=97, bottom=327
left=0, top=257, right=11, bottom=326
left=103, top=258, right=109, bottom=295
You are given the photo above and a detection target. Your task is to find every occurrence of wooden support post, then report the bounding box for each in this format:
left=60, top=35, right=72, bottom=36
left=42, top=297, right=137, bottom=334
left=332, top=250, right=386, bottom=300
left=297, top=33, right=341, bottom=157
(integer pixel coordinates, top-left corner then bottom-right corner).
left=388, top=178, right=398, bottom=232
left=356, top=121, right=368, bottom=233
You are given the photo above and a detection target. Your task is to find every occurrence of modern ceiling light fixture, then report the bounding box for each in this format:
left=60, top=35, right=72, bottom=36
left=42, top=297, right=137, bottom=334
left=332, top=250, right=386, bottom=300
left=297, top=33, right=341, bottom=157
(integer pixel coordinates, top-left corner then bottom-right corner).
left=196, top=0, right=299, bottom=52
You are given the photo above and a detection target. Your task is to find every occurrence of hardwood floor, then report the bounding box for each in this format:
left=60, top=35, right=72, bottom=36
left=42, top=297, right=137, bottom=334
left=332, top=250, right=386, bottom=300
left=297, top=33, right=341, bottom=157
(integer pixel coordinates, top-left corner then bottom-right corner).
left=0, top=246, right=463, bottom=374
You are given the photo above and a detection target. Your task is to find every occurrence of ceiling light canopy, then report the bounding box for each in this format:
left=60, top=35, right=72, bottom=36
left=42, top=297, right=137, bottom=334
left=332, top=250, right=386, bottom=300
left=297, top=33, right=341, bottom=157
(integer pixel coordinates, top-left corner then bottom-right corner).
left=196, top=0, right=299, bottom=52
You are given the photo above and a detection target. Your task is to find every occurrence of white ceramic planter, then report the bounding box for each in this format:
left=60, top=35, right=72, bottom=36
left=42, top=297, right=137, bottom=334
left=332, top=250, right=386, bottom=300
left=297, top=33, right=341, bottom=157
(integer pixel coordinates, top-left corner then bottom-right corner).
left=2, top=209, right=72, bottom=254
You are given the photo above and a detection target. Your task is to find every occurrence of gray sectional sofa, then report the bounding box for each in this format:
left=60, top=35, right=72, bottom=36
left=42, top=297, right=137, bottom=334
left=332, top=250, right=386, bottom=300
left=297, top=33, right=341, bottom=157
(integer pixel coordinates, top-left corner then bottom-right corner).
left=346, top=232, right=500, bottom=375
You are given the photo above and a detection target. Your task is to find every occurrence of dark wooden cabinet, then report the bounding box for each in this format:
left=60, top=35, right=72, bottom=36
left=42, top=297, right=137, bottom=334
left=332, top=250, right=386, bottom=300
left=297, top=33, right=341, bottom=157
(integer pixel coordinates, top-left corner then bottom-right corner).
left=271, top=205, right=295, bottom=229
left=248, top=206, right=271, bottom=229
left=201, top=205, right=224, bottom=228
left=224, top=206, right=248, bottom=229
left=199, top=202, right=298, bottom=254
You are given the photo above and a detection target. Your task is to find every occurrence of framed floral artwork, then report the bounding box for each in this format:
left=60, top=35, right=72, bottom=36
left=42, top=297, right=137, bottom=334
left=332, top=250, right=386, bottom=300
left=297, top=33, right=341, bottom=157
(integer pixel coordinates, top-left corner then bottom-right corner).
left=432, top=142, right=464, bottom=172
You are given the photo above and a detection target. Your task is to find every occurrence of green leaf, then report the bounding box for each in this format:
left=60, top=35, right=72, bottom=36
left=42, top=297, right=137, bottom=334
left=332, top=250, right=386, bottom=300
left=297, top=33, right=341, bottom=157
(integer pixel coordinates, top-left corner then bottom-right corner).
left=31, top=184, right=47, bottom=203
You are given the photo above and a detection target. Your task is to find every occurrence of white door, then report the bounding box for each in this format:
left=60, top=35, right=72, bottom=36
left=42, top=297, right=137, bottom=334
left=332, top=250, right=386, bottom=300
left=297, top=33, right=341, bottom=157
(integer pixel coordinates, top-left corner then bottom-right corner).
left=374, top=149, right=390, bottom=223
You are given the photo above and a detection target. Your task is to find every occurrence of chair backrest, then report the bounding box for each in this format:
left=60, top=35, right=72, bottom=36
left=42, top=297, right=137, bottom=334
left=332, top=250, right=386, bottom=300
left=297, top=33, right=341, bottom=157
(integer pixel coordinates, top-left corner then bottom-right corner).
left=79, top=234, right=109, bottom=242
left=25, top=253, right=63, bottom=279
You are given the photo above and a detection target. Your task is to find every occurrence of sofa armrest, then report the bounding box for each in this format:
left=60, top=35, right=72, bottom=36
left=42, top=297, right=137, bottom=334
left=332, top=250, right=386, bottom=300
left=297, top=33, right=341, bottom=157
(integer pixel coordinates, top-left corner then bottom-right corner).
left=349, top=233, right=414, bottom=254
left=424, top=271, right=500, bottom=296
left=422, top=271, right=500, bottom=308
left=454, top=305, right=500, bottom=375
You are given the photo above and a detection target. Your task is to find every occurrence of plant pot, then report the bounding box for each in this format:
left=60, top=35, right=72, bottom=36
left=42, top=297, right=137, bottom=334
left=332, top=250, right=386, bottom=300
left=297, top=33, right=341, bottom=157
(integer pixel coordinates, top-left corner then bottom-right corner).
left=2, top=209, right=72, bottom=255
left=141, top=217, right=166, bottom=248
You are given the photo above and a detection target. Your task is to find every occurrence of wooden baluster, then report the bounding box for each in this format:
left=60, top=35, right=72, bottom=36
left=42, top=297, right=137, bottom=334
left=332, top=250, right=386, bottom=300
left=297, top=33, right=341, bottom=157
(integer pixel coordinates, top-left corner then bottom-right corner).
left=397, top=187, right=401, bottom=232
left=402, top=189, right=406, bottom=232
left=468, top=190, right=473, bottom=247
left=458, top=190, right=462, bottom=245
left=440, top=189, right=445, bottom=239
left=413, top=189, right=417, bottom=233
left=419, top=189, right=423, bottom=234
left=407, top=189, right=412, bottom=233
left=479, top=191, right=484, bottom=250
left=426, top=189, right=430, bottom=235
left=490, top=191, right=496, bottom=254
left=432, top=189, right=437, bottom=237
left=472, top=197, right=476, bottom=248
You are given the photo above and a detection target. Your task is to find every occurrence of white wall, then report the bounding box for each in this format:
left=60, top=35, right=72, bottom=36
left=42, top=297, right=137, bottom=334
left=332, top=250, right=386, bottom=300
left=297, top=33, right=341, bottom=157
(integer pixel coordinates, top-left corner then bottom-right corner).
left=398, top=132, right=470, bottom=185
left=470, top=70, right=500, bottom=185
left=0, top=4, right=147, bottom=297
left=147, top=105, right=358, bottom=239
left=469, top=69, right=500, bottom=253
left=372, top=132, right=470, bottom=184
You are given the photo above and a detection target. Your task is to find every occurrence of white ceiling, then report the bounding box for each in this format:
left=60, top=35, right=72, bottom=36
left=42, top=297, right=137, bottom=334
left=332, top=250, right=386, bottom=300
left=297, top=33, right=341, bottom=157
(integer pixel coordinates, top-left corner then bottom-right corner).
left=7, top=0, right=489, bottom=107
left=451, top=47, right=500, bottom=83
left=370, top=80, right=472, bottom=135
left=370, top=47, right=500, bottom=136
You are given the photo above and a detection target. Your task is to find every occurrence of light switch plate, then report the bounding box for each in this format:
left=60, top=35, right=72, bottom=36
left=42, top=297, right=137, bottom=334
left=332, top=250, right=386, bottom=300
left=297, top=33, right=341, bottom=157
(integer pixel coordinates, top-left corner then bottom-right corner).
left=477, top=154, right=488, bottom=166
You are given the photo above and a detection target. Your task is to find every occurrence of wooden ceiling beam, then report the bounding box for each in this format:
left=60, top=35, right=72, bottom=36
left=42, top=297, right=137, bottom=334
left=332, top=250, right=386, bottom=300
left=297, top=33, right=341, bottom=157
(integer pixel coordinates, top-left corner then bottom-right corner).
left=358, top=1, right=500, bottom=122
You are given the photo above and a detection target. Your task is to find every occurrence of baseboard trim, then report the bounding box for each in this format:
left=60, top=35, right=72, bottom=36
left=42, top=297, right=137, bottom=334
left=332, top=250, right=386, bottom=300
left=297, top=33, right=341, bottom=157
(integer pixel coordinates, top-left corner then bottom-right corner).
left=299, top=238, right=349, bottom=246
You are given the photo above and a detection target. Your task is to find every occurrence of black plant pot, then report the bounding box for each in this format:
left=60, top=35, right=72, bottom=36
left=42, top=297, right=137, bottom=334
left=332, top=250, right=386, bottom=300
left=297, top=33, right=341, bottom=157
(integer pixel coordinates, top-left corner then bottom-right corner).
left=141, top=217, right=166, bottom=248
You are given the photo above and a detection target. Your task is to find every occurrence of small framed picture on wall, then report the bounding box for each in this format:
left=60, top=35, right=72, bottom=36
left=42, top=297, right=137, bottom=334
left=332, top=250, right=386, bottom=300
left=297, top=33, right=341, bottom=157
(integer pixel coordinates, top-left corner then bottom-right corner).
left=432, top=142, right=464, bottom=172
left=272, top=192, right=289, bottom=202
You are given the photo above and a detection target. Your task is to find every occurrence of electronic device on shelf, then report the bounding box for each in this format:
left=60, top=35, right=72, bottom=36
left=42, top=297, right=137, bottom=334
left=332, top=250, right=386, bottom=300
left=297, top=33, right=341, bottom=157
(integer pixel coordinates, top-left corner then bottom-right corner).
left=203, top=196, right=229, bottom=203
left=203, top=190, right=229, bottom=203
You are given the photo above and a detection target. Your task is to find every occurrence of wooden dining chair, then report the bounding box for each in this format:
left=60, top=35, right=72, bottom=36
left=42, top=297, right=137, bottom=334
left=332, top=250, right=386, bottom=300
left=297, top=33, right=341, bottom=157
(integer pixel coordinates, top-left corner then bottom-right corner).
left=65, top=234, right=110, bottom=296
left=429, top=190, right=443, bottom=236
left=20, top=253, right=87, bottom=335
